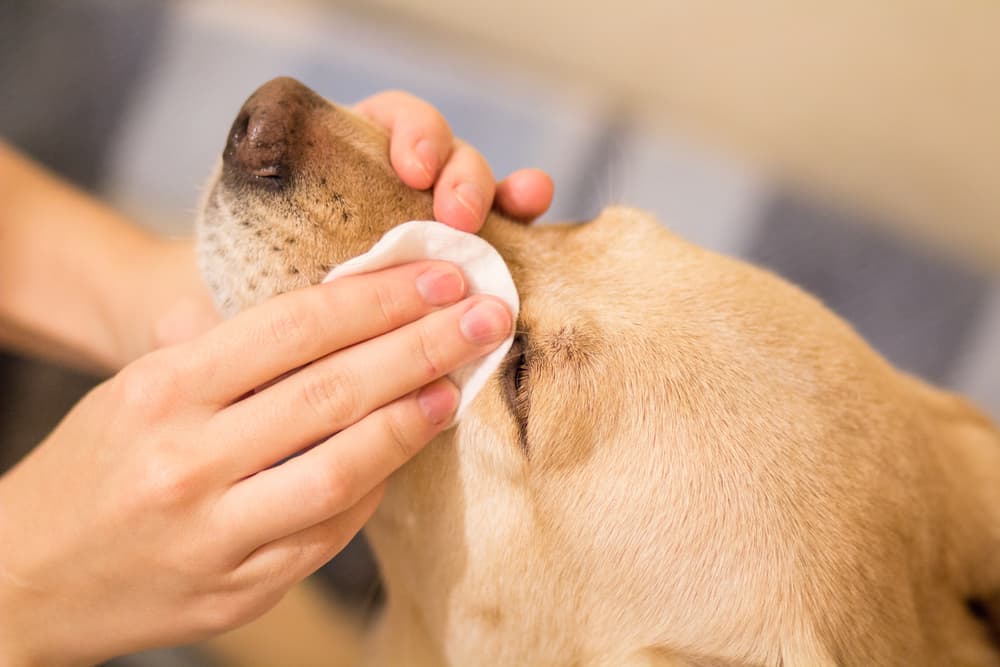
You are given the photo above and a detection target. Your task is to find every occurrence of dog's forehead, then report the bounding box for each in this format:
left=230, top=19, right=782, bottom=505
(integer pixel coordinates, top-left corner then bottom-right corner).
left=516, top=210, right=675, bottom=329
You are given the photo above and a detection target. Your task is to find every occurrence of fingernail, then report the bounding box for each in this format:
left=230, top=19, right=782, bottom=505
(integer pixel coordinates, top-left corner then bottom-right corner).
left=414, top=139, right=437, bottom=183
left=416, top=266, right=465, bottom=306
left=454, top=182, right=485, bottom=220
left=418, top=380, right=459, bottom=425
left=460, top=300, right=512, bottom=345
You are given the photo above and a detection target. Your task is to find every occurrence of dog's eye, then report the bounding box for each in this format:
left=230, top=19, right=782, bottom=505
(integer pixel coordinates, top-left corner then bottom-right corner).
left=502, top=334, right=531, bottom=454
left=506, top=336, right=530, bottom=407
left=512, top=351, right=528, bottom=396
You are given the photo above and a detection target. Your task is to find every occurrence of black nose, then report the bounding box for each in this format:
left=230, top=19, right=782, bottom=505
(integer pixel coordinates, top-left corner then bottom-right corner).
left=222, top=77, right=323, bottom=184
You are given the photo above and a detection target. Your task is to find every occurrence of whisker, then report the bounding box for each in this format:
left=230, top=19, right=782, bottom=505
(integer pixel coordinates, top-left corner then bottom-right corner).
left=495, top=349, right=526, bottom=366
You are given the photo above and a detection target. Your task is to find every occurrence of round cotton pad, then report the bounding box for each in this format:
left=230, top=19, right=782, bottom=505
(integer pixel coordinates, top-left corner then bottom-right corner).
left=324, top=220, right=520, bottom=423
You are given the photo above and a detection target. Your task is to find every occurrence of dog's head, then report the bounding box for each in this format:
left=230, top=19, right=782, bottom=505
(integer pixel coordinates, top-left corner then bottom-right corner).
left=197, top=78, right=1000, bottom=665
left=197, top=77, right=439, bottom=315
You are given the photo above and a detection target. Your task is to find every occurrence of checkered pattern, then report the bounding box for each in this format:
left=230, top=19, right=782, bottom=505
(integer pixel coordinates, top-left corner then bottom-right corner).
left=2, top=1, right=998, bottom=663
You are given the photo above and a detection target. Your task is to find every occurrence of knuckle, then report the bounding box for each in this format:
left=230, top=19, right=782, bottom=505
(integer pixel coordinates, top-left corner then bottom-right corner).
left=413, top=321, right=446, bottom=380
left=394, top=91, right=451, bottom=135
left=359, top=90, right=409, bottom=122
left=452, top=139, right=485, bottom=167
left=302, top=367, right=361, bottom=430
left=394, top=90, right=434, bottom=113
left=308, top=462, right=355, bottom=515
left=456, top=139, right=481, bottom=161
left=139, top=452, right=199, bottom=508
left=113, top=352, right=182, bottom=420
left=379, top=89, right=410, bottom=105
left=382, top=404, right=421, bottom=462
left=372, top=279, right=407, bottom=330
left=265, top=300, right=310, bottom=348
left=425, top=107, right=451, bottom=137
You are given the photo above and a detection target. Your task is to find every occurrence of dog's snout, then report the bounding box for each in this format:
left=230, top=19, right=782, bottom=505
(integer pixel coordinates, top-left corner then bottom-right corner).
left=222, top=76, right=323, bottom=184
left=224, top=105, right=287, bottom=179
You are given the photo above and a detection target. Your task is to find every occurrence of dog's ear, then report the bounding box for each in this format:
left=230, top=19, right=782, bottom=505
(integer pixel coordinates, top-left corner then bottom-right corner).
left=911, top=378, right=1000, bottom=642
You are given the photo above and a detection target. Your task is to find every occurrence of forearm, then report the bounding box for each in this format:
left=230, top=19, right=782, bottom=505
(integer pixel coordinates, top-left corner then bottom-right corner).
left=0, top=141, right=193, bottom=372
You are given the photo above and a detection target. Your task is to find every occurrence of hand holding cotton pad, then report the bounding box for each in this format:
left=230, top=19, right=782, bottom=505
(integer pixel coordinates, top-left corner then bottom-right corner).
left=324, top=220, right=520, bottom=421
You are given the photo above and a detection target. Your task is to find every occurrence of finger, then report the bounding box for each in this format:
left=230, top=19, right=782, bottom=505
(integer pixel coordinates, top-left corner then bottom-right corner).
left=211, top=296, right=512, bottom=476
left=236, top=483, right=385, bottom=590
left=183, top=261, right=466, bottom=406
left=354, top=91, right=453, bottom=191
left=495, top=168, right=555, bottom=222
left=432, top=140, right=496, bottom=233
left=217, top=378, right=458, bottom=552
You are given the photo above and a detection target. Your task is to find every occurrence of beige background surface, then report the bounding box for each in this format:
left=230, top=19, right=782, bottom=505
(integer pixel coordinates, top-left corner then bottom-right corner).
left=344, top=0, right=1000, bottom=269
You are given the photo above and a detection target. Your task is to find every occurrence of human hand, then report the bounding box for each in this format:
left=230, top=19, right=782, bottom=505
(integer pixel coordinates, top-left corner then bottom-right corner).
left=0, top=261, right=512, bottom=665
left=356, top=90, right=555, bottom=231
left=143, top=90, right=553, bottom=358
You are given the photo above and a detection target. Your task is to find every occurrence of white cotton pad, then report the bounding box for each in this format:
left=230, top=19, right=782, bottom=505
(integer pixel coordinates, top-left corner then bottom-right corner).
left=324, top=220, right=519, bottom=422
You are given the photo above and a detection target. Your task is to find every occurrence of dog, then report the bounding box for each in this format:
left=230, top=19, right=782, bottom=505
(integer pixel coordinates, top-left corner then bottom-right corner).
left=196, top=77, right=1000, bottom=666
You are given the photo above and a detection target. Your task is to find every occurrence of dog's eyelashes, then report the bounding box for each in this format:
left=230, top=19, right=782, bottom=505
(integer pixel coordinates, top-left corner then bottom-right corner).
left=502, top=334, right=531, bottom=457
left=513, top=353, right=528, bottom=396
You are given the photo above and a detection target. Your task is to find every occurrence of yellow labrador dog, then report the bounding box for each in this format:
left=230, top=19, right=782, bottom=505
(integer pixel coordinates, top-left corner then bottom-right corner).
left=197, top=77, right=1000, bottom=666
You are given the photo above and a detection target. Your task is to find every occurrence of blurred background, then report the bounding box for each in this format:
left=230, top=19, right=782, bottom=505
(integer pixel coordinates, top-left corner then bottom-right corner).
left=1, top=0, right=998, bottom=664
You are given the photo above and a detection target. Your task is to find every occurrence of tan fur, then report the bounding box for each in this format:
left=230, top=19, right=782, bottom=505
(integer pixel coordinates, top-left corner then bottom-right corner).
left=196, top=77, right=1000, bottom=666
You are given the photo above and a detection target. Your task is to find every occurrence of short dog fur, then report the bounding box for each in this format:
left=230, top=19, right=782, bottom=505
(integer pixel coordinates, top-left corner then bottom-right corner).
left=197, top=77, right=1000, bottom=666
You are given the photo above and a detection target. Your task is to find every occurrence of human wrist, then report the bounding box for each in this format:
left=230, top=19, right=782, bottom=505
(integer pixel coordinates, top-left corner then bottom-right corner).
left=0, top=618, right=90, bottom=667
left=109, top=235, right=210, bottom=365
left=99, top=232, right=162, bottom=367
left=0, top=628, right=41, bottom=667
left=0, top=537, right=41, bottom=666
left=0, top=474, right=43, bottom=666
left=0, top=456, right=115, bottom=667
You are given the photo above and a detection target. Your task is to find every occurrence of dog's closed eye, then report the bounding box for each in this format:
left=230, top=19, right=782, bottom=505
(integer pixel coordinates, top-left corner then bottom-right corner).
left=502, top=333, right=531, bottom=455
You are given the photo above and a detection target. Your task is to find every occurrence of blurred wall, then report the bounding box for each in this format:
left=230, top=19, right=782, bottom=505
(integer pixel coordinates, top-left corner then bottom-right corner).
left=2, top=0, right=999, bottom=466
left=1, top=3, right=999, bottom=663
left=345, top=0, right=1000, bottom=270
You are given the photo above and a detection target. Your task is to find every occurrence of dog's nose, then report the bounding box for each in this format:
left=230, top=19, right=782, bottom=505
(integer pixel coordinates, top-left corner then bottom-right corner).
left=223, top=77, right=322, bottom=182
